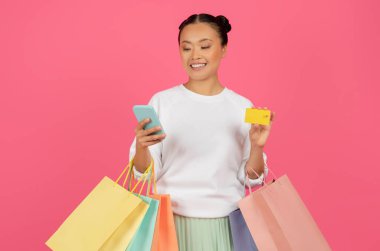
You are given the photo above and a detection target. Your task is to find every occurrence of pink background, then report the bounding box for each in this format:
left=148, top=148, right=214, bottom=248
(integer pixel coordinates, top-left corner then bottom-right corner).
left=1, top=0, right=379, bottom=250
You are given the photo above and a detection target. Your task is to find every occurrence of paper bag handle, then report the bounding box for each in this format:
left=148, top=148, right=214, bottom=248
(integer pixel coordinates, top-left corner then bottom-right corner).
left=244, top=166, right=278, bottom=194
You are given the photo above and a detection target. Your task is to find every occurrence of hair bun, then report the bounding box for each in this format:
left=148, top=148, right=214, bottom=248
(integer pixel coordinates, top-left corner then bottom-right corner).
left=215, top=15, right=231, bottom=33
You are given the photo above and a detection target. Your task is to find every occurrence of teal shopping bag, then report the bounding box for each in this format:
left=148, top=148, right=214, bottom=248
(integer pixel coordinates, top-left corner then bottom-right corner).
left=126, top=195, right=159, bottom=251
left=125, top=158, right=159, bottom=251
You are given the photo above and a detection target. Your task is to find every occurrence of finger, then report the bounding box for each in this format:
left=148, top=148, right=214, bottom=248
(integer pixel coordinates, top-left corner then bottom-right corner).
left=142, top=126, right=163, bottom=136
left=271, top=111, right=275, bottom=121
left=137, top=134, right=165, bottom=146
left=141, top=135, right=166, bottom=146
left=136, top=118, right=151, bottom=130
left=251, top=123, right=259, bottom=130
left=141, top=133, right=166, bottom=143
left=142, top=139, right=163, bottom=147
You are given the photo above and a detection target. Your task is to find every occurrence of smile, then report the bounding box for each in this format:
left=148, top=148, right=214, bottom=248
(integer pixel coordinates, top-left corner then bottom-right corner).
left=190, top=63, right=207, bottom=70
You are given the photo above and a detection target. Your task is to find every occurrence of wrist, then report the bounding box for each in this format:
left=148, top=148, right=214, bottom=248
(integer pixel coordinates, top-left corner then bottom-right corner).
left=246, top=165, right=263, bottom=179
left=136, top=144, right=148, bottom=151
left=250, top=143, right=264, bottom=154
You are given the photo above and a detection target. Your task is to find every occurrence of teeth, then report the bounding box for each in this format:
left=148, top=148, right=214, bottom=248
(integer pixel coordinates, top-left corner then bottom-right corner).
left=191, top=63, right=206, bottom=68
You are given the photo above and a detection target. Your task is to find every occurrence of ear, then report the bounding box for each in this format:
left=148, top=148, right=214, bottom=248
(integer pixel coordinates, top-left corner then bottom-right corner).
left=222, top=45, right=227, bottom=58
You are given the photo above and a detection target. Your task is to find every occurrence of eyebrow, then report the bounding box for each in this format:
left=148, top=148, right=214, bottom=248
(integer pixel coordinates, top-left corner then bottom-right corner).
left=181, top=39, right=213, bottom=44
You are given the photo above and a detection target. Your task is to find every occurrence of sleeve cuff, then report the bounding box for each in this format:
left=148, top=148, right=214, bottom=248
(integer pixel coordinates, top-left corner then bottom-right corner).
left=132, top=164, right=152, bottom=180
left=245, top=166, right=269, bottom=187
left=245, top=151, right=269, bottom=187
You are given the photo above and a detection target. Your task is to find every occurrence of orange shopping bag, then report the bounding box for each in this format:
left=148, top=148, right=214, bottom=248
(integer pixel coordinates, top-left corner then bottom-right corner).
left=239, top=170, right=331, bottom=251
left=131, top=161, right=179, bottom=251
left=149, top=194, right=178, bottom=251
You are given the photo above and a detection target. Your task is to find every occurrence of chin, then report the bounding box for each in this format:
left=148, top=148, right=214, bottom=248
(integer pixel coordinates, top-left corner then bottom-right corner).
left=187, top=71, right=211, bottom=80
left=188, top=75, right=210, bottom=81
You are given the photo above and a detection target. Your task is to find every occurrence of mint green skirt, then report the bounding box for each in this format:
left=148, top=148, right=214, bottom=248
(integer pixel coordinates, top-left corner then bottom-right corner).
left=174, top=214, right=234, bottom=251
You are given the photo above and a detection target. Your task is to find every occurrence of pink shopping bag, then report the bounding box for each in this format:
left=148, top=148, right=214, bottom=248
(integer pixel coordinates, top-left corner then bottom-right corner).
left=239, top=173, right=331, bottom=251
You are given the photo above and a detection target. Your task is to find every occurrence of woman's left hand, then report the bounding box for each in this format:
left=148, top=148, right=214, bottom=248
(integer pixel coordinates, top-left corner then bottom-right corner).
left=249, top=107, right=275, bottom=148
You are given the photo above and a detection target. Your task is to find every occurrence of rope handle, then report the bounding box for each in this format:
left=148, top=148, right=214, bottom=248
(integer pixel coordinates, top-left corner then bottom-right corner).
left=114, top=157, right=153, bottom=196
left=244, top=166, right=278, bottom=195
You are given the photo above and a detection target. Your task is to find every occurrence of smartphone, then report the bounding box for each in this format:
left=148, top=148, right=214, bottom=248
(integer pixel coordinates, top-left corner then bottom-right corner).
left=245, top=108, right=271, bottom=125
left=133, top=105, right=164, bottom=135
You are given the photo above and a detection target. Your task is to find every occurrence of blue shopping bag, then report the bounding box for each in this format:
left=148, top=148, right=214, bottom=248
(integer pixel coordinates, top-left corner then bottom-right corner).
left=125, top=158, right=159, bottom=251
left=229, top=208, right=258, bottom=251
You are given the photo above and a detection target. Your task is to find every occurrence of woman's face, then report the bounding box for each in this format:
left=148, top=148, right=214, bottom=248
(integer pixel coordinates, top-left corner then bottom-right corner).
left=179, top=22, right=227, bottom=81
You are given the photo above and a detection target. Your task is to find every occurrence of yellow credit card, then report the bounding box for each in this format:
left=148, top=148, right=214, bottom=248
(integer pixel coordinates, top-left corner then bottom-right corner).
left=245, top=108, right=271, bottom=125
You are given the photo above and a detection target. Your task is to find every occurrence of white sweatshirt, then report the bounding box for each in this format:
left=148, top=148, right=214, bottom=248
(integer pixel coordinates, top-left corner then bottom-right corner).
left=129, top=84, right=269, bottom=218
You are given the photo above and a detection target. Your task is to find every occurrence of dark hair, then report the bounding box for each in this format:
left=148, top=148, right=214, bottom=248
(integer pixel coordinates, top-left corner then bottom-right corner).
left=178, top=13, right=232, bottom=47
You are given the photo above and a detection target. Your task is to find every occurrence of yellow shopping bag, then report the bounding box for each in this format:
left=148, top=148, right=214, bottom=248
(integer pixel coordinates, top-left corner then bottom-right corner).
left=46, top=160, right=153, bottom=251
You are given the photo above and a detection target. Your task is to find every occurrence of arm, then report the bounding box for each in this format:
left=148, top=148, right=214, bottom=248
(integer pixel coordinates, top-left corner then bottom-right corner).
left=131, top=119, right=165, bottom=174
left=129, top=94, right=165, bottom=178
left=245, top=106, right=275, bottom=181
left=245, top=145, right=265, bottom=179
left=134, top=144, right=153, bottom=173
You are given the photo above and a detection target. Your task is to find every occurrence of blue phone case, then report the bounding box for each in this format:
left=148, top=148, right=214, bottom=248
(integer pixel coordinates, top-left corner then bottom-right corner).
left=133, top=105, right=164, bottom=135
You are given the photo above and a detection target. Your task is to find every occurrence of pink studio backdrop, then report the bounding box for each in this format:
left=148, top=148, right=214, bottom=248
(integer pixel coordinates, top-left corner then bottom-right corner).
left=1, top=0, right=379, bottom=250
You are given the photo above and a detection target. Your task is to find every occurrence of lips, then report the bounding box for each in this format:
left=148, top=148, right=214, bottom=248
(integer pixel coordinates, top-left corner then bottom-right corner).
left=190, top=63, right=207, bottom=69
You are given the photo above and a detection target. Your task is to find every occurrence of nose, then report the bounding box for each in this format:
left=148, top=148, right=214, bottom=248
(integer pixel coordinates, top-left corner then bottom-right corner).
left=191, top=47, right=201, bottom=60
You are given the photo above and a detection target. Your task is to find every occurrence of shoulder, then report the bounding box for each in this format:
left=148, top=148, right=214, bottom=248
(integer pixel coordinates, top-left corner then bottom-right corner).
left=225, top=88, right=254, bottom=108
left=148, top=84, right=183, bottom=110
left=150, top=85, right=180, bottom=101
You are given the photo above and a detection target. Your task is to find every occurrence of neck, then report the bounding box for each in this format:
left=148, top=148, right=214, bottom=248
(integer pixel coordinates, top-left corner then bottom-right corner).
left=184, top=76, right=224, bottom=96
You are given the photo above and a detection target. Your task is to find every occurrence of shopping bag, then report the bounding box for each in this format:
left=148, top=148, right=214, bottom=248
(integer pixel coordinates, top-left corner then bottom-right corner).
left=149, top=194, right=178, bottom=251
left=45, top=160, right=151, bottom=251
left=125, top=159, right=160, bottom=251
left=229, top=208, right=258, bottom=251
left=140, top=160, right=179, bottom=251
left=229, top=167, right=258, bottom=251
left=239, top=170, right=331, bottom=251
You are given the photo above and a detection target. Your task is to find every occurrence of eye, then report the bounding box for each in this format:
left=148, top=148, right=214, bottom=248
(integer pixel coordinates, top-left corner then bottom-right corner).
left=182, top=48, right=191, bottom=51
left=201, top=46, right=211, bottom=49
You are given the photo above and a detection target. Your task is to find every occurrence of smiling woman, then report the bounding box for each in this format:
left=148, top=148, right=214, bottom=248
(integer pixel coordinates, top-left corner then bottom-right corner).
left=129, top=13, right=274, bottom=251
left=177, top=14, right=230, bottom=90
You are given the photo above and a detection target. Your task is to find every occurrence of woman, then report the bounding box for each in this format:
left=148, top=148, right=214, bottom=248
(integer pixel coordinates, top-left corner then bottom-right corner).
left=129, top=13, right=275, bottom=251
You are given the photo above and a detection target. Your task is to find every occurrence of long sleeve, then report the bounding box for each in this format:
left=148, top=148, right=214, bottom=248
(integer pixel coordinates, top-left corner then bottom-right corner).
left=129, top=94, right=163, bottom=180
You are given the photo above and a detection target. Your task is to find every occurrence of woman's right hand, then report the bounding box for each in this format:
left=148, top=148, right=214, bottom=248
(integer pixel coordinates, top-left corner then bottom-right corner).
left=135, top=118, right=166, bottom=149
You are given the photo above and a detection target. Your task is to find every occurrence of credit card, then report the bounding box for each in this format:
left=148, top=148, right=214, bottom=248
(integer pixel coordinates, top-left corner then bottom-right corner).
left=245, top=108, right=271, bottom=125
